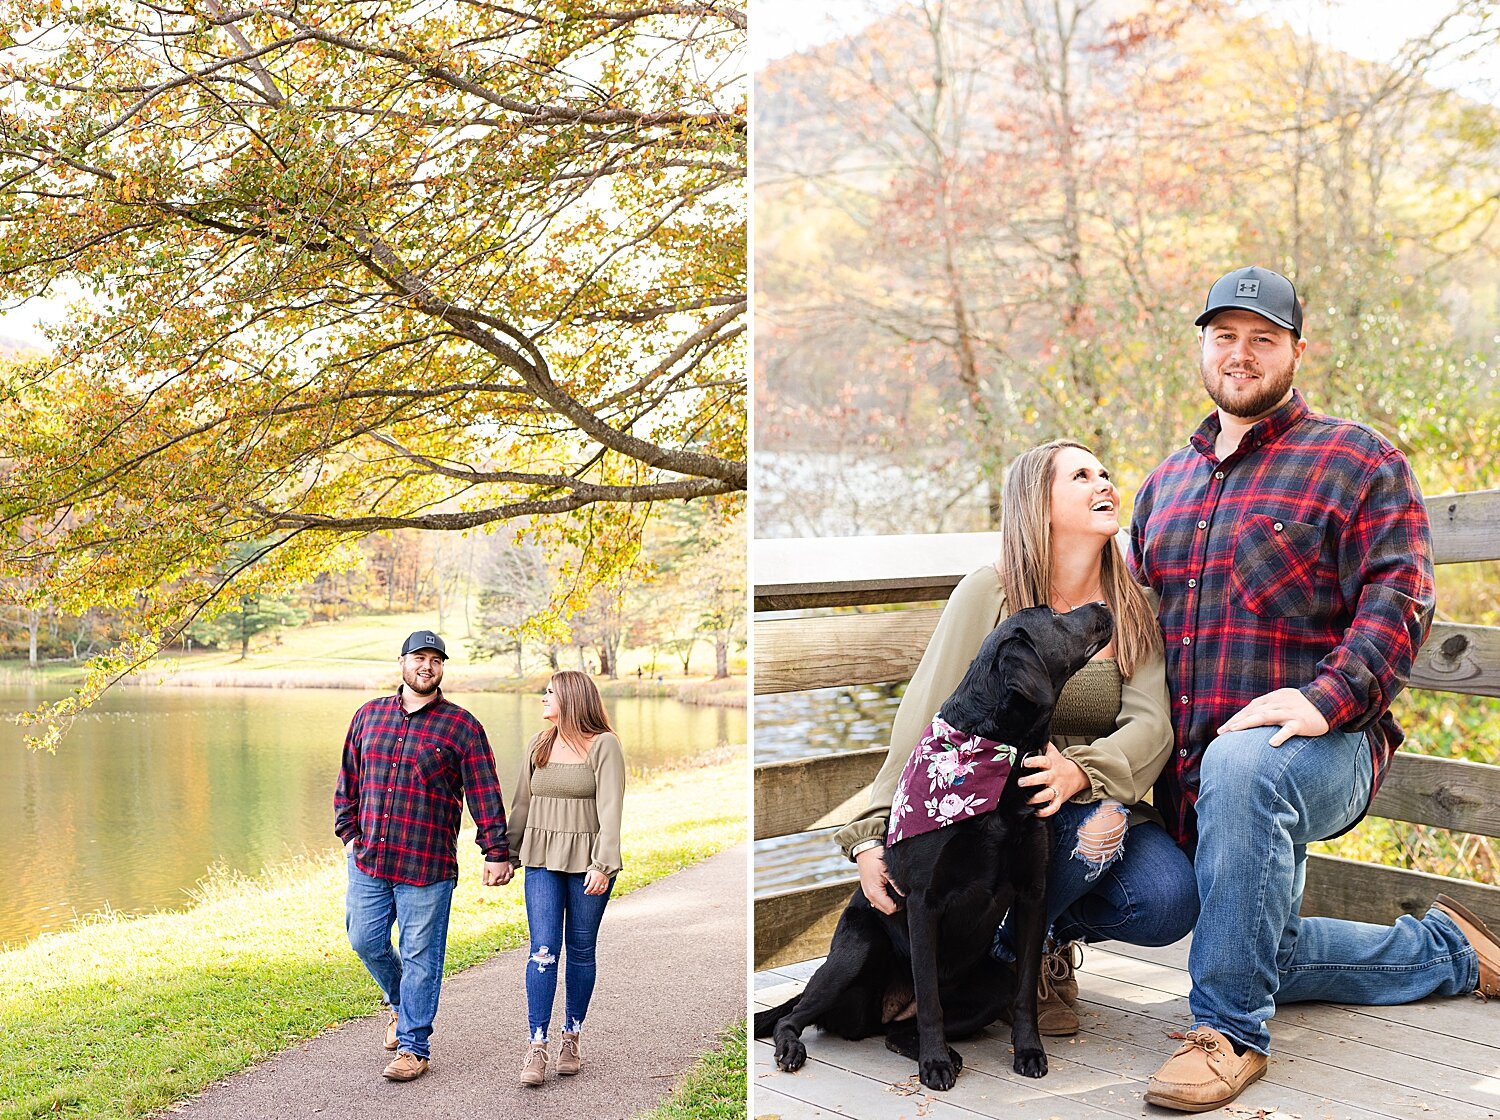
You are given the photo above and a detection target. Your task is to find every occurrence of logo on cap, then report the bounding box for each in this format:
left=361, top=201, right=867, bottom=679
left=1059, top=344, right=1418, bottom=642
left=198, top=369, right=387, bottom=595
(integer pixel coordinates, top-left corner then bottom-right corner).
left=1236, top=279, right=1260, bottom=298
left=401, top=630, right=448, bottom=658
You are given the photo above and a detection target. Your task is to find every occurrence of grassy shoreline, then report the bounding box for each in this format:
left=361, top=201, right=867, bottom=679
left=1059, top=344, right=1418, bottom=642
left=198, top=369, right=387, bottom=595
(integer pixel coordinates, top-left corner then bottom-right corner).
left=0, top=612, right=746, bottom=706
left=0, top=662, right=745, bottom=708
left=0, top=756, right=746, bottom=1120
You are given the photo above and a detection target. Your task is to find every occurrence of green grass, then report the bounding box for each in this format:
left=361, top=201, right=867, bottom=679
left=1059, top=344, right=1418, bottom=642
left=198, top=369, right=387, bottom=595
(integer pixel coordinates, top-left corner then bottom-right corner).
left=632, top=1020, right=747, bottom=1120
left=0, top=756, right=746, bottom=1120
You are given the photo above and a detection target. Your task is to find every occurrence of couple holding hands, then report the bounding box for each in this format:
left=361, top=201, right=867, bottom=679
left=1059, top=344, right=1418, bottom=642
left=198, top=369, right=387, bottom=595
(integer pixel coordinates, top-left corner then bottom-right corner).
left=333, top=632, right=624, bottom=1088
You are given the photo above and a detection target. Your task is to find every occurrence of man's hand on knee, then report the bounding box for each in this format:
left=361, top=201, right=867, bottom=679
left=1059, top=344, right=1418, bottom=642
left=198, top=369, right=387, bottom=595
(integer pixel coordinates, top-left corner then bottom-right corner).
left=1218, top=688, right=1330, bottom=746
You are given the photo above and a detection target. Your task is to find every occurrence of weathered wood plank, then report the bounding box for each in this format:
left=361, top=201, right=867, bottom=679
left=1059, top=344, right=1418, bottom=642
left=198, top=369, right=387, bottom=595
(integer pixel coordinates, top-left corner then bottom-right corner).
left=1426, top=488, right=1500, bottom=564
left=1303, top=852, right=1500, bottom=927
left=754, top=490, right=1500, bottom=611
left=754, top=609, right=940, bottom=694
left=754, top=877, right=854, bottom=970
left=754, top=747, right=887, bottom=841
left=1370, top=752, right=1500, bottom=838
left=754, top=531, right=1001, bottom=612
left=757, top=610, right=1500, bottom=699
left=754, top=747, right=1500, bottom=842
left=756, top=941, right=1500, bottom=1120
left=1411, top=621, right=1500, bottom=697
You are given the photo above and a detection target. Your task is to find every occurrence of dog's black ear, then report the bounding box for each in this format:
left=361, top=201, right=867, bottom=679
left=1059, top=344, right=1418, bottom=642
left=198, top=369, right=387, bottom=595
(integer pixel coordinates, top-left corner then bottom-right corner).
left=998, top=633, right=1052, bottom=714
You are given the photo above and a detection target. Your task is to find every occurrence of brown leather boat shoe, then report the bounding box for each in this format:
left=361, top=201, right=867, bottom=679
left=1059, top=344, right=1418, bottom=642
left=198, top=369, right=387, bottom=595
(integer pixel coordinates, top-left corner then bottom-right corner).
left=1145, top=1025, right=1267, bottom=1112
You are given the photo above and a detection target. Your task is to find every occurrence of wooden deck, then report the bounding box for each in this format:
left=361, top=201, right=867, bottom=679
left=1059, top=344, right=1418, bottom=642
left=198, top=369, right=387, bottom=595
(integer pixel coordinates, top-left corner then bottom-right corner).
left=753, top=937, right=1500, bottom=1119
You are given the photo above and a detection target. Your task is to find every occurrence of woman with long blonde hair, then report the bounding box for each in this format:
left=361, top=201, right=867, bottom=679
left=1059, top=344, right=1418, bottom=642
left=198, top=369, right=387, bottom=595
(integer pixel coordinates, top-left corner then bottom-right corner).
left=834, top=438, right=1198, bottom=1035
left=506, top=670, right=626, bottom=1085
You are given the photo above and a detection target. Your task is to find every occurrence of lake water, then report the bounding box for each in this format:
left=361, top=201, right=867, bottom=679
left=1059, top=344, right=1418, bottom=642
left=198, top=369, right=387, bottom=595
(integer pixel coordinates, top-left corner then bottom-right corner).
left=753, top=684, right=902, bottom=896
left=2, top=684, right=745, bottom=946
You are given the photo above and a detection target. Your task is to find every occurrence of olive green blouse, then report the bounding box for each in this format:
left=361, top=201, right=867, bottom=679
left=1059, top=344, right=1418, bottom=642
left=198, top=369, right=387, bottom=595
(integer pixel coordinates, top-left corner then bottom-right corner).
left=832, top=565, right=1173, bottom=860
left=506, top=731, right=626, bottom=876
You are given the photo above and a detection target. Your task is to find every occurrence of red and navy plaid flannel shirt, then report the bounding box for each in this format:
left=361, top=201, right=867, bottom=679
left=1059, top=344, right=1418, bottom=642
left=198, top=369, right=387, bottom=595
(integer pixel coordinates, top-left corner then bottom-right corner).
left=334, top=687, right=510, bottom=886
left=1129, top=390, right=1434, bottom=849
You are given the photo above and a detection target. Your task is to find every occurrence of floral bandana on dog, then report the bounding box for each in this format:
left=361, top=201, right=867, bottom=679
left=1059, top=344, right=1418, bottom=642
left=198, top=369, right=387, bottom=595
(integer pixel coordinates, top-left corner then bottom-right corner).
left=886, top=713, right=1018, bottom=846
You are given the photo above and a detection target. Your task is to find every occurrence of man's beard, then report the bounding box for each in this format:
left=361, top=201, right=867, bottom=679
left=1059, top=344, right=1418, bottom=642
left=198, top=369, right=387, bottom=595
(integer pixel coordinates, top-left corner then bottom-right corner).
left=403, top=666, right=442, bottom=695
left=1200, top=354, right=1298, bottom=420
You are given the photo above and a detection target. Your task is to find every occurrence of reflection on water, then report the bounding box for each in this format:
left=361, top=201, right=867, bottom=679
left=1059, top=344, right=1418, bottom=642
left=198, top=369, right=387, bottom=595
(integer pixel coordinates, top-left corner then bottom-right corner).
left=753, top=683, right=903, bottom=762
left=1, top=684, right=744, bottom=946
left=753, top=684, right=902, bottom=895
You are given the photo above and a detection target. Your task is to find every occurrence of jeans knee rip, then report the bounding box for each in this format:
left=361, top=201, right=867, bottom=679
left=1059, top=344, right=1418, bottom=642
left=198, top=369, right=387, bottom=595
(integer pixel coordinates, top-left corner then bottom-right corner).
left=530, top=944, right=557, bottom=973
left=1071, top=800, right=1129, bottom=882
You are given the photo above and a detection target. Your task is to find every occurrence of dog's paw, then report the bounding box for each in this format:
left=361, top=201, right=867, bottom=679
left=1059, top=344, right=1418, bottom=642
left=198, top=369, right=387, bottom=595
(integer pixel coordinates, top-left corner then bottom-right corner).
left=919, top=1053, right=960, bottom=1092
left=773, top=1037, right=807, bottom=1073
left=1013, top=1046, right=1047, bottom=1079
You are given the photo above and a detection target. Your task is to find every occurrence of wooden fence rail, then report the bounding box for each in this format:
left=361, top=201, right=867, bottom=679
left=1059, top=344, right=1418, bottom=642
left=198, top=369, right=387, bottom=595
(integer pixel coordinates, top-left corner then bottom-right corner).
left=753, top=489, right=1500, bottom=971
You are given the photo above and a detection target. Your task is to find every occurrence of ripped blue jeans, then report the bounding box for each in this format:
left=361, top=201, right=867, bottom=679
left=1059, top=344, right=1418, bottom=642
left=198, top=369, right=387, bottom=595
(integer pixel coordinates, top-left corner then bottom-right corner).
left=523, top=866, right=615, bottom=1043
left=993, top=798, right=1197, bottom=960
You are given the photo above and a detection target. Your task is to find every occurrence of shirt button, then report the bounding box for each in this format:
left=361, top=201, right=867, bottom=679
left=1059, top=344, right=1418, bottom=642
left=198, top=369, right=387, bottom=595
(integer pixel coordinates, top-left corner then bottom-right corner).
left=1187, top=578, right=1197, bottom=588
left=1180, top=695, right=1189, bottom=704
left=1179, top=748, right=1188, bottom=757
left=1213, top=471, right=1224, bottom=480
left=1274, top=521, right=1284, bottom=531
left=1197, top=520, right=1208, bottom=529
left=1182, top=636, right=1192, bottom=645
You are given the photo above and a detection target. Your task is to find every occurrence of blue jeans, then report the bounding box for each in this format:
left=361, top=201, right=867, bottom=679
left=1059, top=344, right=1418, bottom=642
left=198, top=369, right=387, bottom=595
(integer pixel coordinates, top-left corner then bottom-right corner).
left=1190, top=726, right=1478, bottom=1055
left=994, top=800, right=1199, bottom=959
left=524, top=867, right=615, bottom=1042
left=345, top=856, right=456, bottom=1059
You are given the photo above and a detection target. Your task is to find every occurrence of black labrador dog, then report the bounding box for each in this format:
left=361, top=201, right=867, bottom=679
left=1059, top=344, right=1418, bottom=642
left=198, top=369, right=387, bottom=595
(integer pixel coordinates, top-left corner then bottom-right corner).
left=756, top=603, right=1114, bottom=1091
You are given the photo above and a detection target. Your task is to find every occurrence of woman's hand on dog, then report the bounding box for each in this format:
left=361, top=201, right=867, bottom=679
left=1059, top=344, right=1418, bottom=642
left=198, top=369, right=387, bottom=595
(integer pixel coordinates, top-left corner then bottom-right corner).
left=1018, top=742, right=1090, bottom=818
left=856, top=845, right=906, bottom=914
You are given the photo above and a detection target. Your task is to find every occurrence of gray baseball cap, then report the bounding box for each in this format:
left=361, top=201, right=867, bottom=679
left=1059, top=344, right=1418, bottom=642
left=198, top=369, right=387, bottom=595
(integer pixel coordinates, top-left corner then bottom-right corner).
left=400, top=630, right=448, bottom=659
left=1195, top=266, right=1303, bottom=337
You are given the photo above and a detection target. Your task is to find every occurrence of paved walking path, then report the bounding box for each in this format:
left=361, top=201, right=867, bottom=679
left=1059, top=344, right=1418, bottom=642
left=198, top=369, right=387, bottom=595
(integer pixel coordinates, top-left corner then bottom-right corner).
left=170, top=845, right=747, bottom=1120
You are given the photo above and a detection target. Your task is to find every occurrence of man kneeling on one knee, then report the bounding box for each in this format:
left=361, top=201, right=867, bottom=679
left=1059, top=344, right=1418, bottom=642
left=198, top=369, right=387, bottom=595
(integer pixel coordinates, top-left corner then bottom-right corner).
left=1129, top=266, right=1500, bottom=1113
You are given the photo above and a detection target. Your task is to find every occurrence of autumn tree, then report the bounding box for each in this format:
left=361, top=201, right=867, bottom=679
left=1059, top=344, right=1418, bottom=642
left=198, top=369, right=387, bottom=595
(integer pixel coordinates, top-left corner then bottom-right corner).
left=755, top=0, right=1500, bottom=534
left=469, top=538, right=557, bottom=676
left=189, top=591, right=307, bottom=660
left=0, top=0, right=746, bottom=745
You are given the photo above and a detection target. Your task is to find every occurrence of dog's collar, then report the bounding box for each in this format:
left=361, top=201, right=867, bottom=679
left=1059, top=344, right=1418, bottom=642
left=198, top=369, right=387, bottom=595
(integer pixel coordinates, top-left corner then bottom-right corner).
left=887, top=714, right=1017, bottom=846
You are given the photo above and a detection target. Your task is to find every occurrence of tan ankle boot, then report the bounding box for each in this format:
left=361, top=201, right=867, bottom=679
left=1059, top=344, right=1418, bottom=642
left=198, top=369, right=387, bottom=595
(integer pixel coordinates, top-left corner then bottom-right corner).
left=519, top=1042, right=549, bottom=1086
left=557, top=1030, right=582, bottom=1075
left=1037, top=940, right=1082, bottom=1036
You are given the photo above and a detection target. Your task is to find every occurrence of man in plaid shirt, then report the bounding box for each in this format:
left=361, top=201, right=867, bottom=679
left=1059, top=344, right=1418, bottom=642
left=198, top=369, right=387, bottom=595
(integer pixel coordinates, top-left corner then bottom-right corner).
left=1130, top=267, right=1499, bottom=1112
left=334, top=629, right=514, bottom=1082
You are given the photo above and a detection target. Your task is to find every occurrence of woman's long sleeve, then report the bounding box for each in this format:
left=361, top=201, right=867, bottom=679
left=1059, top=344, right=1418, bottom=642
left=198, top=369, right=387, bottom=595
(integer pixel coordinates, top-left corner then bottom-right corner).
left=590, top=734, right=626, bottom=876
left=506, top=753, right=534, bottom=868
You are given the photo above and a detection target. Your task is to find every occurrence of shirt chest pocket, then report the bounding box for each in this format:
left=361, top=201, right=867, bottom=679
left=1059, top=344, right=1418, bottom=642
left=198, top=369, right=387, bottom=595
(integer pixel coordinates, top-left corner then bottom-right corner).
left=411, top=741, right=457, bottom=796
left=1230, top=514, right=1324, bottom=618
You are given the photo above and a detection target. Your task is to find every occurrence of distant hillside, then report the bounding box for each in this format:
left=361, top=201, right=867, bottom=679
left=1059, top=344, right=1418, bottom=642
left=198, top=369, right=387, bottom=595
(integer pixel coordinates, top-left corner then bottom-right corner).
left=0, top=334, right=41, bottom=359
left=752, top=0, right=1500, bottom=531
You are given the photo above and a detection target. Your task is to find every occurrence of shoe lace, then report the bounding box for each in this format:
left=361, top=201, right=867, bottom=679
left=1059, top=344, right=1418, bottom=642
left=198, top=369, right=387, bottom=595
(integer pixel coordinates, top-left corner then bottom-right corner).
left=1039, top=939, right=1081, bottom=998
left=561, top=1035, right=579, bottom=1058
left=1169, top=1028, right=1222, bottom=1054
